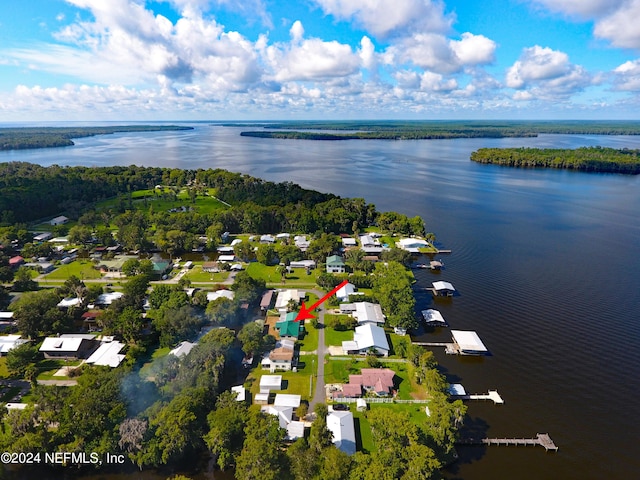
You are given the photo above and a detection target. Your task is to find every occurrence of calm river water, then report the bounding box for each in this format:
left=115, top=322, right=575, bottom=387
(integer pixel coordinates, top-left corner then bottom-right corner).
left=1, top=124, right=640, bottom=479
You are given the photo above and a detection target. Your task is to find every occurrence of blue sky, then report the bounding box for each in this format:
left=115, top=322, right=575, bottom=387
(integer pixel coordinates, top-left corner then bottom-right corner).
left=1, top=0, right=640, bottom=120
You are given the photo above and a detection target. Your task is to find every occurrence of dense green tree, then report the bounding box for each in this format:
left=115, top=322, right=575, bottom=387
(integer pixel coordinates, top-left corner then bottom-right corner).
left=307, top=234, right=341, bottom=264
left=231, top=271, right=265, bottom=304
left=13, top=266, right=38, bottom=292
left=234, top=241, right=255, bottom=262
left=6, top=343, right=39, bottom=377
left=152, top=305, right=203, bottom=348
left=205, top=391, right=249, bottom=470
left=205, top=297, right=238, bottom=325
left=237, top=322, right=270, bottom=357
left=235, top=410, right=286, bottom=480
left=122, top=274, right=151, bottom=307
left=380, top=248, right=412, bottom=267
left=11, top=289, right=69, bottom=338
left=256, top=243, right=276, bottom=265
left=372, top=261, right=417, bottom=330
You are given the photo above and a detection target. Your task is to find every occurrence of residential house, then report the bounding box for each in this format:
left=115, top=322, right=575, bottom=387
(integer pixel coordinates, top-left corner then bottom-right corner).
left=398, top=238, right=429, bottom=252
left=274, top=289, right=305, bottom=311
left=326, top=255, right=345, bottom=273
left=342, top=324, right=389, bottom=356
left=327, top=411, right=356, bottom=455
left=85, top=339, right=126, bottom=367
left=260, top=290, right=274, bottom=311
left=8, top=256, right=24, bottom=268
left=39, top=334, right=98, bottom=359
left=336, top=282, right=356, bottom=302
left=93, top=292, right=124, bottom=307
left=231, top=385, right=248, bottom=402
left=289, top=260, right=316, bottom=269
left=260, top=235, right=276, bottom=244
left=275, top=312, right=303, bottom=340
left=259, top=374, right=282, bottom=394
left=33, top=232, right=52, bottom=242
left=206, top=289, right=235, bottom=302
left=0, top=335, right=28, bottom=355
left=169, top=341, right=197, bottom=357
left=261, top=404, right=305, bottom=441
left=202, top=261, right=220, bottom=273
left=351, top=302, right=385, bottom=326
left=50, top=215, right=69, bottom=226
left=261, top=347, right=294, bottom=372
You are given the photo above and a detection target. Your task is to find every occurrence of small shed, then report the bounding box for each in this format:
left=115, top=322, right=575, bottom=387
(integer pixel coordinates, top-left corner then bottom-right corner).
left=259, top=374, right=282, bottom=394
left=356, top=398, right=367, bottom=412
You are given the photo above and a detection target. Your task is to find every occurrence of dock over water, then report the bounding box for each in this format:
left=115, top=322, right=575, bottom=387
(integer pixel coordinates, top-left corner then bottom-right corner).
left=413, top=341, right=459, bottom=354
left=456, top=390, right=504, bottom=404
left=457, top=433, right=558, bottom=452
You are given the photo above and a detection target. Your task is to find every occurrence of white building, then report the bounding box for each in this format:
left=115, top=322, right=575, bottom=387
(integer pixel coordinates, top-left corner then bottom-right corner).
left=336, top=282, right=356, bottom=302
left=207, top=289, right=235, bottom=302
left=0, top=335, right=28, bottom=355
left=352, top=302, right=386, bottom=326
left=274, top=289, right=304, bottom=311
left=259, top=374, right=282, bottom=394
left=327, top=410, right=356, bottom=455
left=451, top=330, right=489, bottom=355
left=342, top=324, right=389, bottom=356
left=85, top=340, right=126, bottom=367
left=50, top=215, right=69, bottom=226
left=169, top=341, right=197, bottom=357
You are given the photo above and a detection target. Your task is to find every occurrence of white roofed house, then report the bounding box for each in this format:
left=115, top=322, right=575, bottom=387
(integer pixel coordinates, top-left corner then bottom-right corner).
left=169, top=341, right=197, bottom=357
left=336, top=282, right=356, bottom=302
left=398, top=238, right=429, bottom=251
left=260, top=235, right=276, bottom=244
left=206, top=289, right=235, bottom=302
left=274, top=289, right=305, bottom=311
left=0, top=335, right=28, bottom=355
left=327, top=410, right=356, bottom=455
left=85, top=339, right=126, bottom=367
left=39, top=334, right=98, bottom=359
left=342, top=324, right=389, bottom=356
left=50, top=215, right=69, bottom=226
left=351, top=302, right=386, bottom=326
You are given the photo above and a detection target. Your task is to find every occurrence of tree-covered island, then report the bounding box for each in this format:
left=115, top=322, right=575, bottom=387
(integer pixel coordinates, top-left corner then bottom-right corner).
left=0, top=125, right=193, bottom=151
left=0, top=162, right=466, bottom=479
left=234, top=120, right=640, bottom=141
left=470, top=146, right=640, bottom=174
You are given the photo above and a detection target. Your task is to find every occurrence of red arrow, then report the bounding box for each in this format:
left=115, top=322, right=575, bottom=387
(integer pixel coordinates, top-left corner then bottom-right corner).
left=295, top=280, right=349, bottom=322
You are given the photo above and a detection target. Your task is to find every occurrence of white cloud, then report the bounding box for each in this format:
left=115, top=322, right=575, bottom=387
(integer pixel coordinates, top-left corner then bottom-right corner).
left=265, top=22, right=360, bottom=82
left=313, top=0, right=453, bottom=38
left=506, top=45, right=591, bottom=99
left=612, top=59, right=640, bottom=91
left=531, top=0, right=640, bottom=50
left=530, top=0, right=620, bottom=18
left=450, top=33, right=496, bottom=66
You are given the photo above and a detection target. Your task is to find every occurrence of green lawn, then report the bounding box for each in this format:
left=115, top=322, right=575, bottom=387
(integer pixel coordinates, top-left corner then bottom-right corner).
left=0, top=357, right=8, bottom=378
left=95, top=188, right=227, bottom=215
left=324, top=358, right=360, bottom=383
left=246, top=263, right=320, bottom=287
left=183, top=265, right=229, bottom=283
left=324, top=324, right=354, bottom=346
left=35, top=359, right=82, bottom=380
left=298, top=321, right=318, bottom=352
left=139, top=346, right=171, bottom=379
left=352, top=410, right=375, bottom=453
left=247, top=354, right=317, bottom=402
left=44, top=259, right=103, bottom=280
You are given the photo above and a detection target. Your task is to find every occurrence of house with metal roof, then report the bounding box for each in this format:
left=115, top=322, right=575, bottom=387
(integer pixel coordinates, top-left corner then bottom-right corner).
left=342, top=324, right=389, bottom=356
left=352, top=302, right=386, bottom=326
left=326, top=255, right=345, bottom=273
left=327, top=410, right=356, bottom=455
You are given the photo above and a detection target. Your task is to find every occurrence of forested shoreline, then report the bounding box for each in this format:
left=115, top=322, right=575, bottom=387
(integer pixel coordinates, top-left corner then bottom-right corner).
left=232, top=120, right=640, bottom=140
left=0, top=125, right=192, bottom=151
left=470, top=146, right=640, bottom=174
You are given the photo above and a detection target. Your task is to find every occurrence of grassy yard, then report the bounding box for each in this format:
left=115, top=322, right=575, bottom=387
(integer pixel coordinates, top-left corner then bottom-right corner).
left=246, top=354, right=317, bottom=403
left=298, top=321, right=318, bottom=352
left=183, top=265, right=229, bottom=283
left=35, top=359, right=83, bottom=380
left=324, top=324, right=354, bottom=346
left=45, top=259, right=103, bottom=280
left=324, top=358, right=360, bottom=383
left=246, top=263, right=320, bottom=287
left=139, top=346, right=171, bottom=379
left=95, top=188, right=227, bottom=215
left=0, top=357, right=9, bottom=378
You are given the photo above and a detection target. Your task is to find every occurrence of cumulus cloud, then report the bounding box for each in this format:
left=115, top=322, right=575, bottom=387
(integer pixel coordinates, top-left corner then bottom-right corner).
left=532, top=0, right=640, bottom=50
left=313, top=0, right=453, bottom=38
left=50, top=0, right=263, bottom=91
left=506, top=45, right=591, bottom=99
left=450, top=33, right=496, bottom=66
left=612, top=59, right=640, bottom=91
left=265, top=22, right=360, bottom=82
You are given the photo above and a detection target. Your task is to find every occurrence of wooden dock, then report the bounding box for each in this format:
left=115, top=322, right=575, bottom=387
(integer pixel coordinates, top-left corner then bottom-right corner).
left=456, top=390, right=504, bottom=404
left=413, top=342, right=460, bottom=355
left=457, top=433, right=558, bottom=452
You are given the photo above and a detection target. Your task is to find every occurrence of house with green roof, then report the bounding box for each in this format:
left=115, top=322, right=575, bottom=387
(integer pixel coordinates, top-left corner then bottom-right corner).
left=326, top=255, right=345, bottom=273
left=275, top=312, right=303, bottom=339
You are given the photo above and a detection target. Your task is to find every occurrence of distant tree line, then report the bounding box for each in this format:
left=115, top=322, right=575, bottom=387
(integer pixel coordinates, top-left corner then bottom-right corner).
left=470, top=146, right=640, bottom=174
left=0, top=125, right=192, bottom=151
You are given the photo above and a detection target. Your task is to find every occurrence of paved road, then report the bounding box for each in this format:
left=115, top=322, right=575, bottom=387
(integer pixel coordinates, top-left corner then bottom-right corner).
left=37, top=379, right=78, bottom=386
left=307, top=288, right=327, bottom=410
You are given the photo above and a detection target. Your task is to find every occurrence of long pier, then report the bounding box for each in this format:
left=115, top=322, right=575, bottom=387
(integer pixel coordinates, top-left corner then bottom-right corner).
left=413, top=341, right=460, bottom=354
left=457, top=433, right=558, bottom=452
